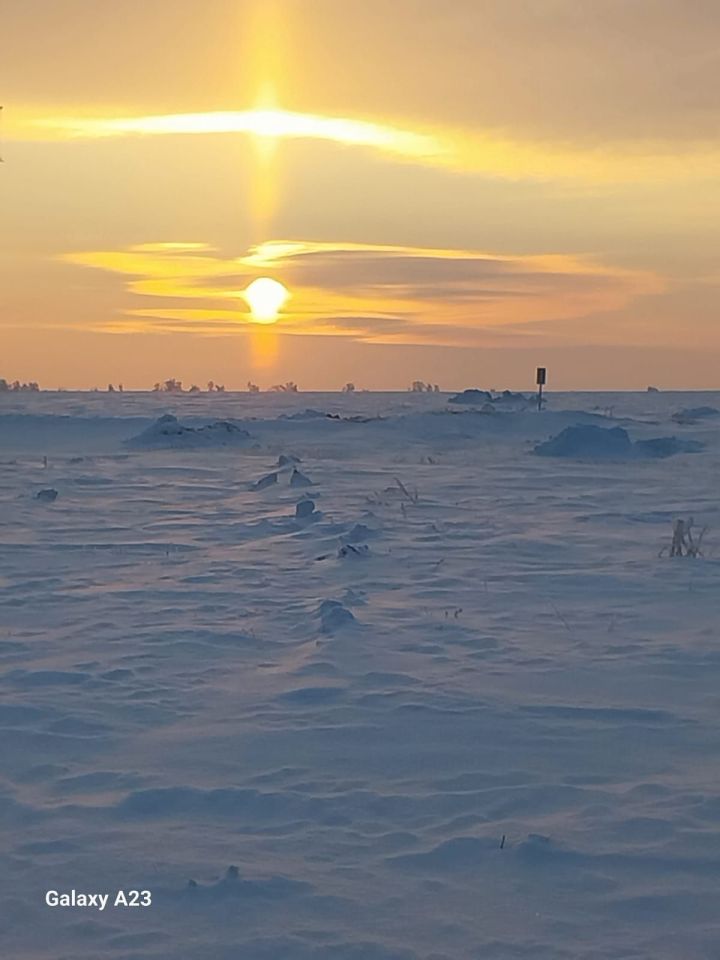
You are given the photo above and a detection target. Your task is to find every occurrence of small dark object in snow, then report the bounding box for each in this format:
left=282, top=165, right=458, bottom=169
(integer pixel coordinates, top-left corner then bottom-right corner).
left=338, top=543, right=369, bottom=558
left=225, top=866, right=240, bottom=881
left=253, top=472, right=278, bottom=490
left=290, top=468, right=312, bottom=487
left=662, top=516, right=707, bottom=558
left=325, top=413, right=382, bottom=423
left=36, top=488, right=58, bottom=502
left=295, top=499, right=315, bottom=519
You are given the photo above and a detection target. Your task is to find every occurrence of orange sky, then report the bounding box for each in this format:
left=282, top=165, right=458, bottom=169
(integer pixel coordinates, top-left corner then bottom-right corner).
left=2, top=0, right=719, bottom=389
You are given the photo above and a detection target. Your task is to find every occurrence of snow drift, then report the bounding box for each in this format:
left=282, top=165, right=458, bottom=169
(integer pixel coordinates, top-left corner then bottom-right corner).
left=125, top=414, right=252, bottom=449
left=534, top=424, right=705, bottom=459
left=672, top=406, right=720, bottom=424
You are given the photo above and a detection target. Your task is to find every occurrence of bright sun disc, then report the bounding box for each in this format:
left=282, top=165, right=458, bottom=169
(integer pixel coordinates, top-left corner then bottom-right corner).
left=243, top=277, right=289, bottom=323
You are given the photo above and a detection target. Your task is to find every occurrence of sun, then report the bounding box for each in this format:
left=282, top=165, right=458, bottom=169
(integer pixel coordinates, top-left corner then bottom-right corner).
left=243, top=277, right=289, bottom=323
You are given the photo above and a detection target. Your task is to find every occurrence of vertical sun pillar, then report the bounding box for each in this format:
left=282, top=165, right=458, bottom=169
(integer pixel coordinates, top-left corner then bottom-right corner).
left=243, top=0, right=292, bottom=373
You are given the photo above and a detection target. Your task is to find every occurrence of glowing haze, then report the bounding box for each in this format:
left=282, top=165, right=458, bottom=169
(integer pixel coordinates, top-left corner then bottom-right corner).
left=2, top=0, right=720, bottom=389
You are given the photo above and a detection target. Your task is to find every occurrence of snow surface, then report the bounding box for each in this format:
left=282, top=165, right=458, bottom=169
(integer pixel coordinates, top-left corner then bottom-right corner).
left=1, top=390, right=720, bottom=960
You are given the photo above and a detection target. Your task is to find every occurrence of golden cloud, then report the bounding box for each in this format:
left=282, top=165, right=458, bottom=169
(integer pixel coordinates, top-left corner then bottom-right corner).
left=61, top=239, right=664, bottom=347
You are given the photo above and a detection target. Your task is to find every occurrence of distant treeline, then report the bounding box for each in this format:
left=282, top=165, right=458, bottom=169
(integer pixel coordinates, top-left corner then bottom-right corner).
left=152, top=379, right=226, bottom=393
left=0, top=379, right=40, bottom=392
left=1, top=378, right=444, bottom=393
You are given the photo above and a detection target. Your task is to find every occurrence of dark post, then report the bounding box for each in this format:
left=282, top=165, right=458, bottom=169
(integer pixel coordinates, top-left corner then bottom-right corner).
left=536, top=367, right=546, bottom=411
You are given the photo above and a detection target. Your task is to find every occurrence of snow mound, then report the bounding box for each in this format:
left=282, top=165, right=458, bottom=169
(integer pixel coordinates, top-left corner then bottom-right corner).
left=672, top=406, right=720, bottom=423
left=253, top=472, right=278, bottom=491
left=289, top=468, right=313, bottom=487
left=318, top=600, right=356, bottom=633
left=535, top=424, right=704, bottom=460
left=448, top=389, right=492, bottom=405
left=281, top=409, right=327, bottom=420
left=126, top=414, right=251, bottom=449
left=535, top=425, right=633, bottom=458
left=449, top=388, right=535, bottom=409
left=635, top=436, right=705, bottom=457
left=295, top=499, right=316, bottom=519
left=492, top=389, right=534, bottom=406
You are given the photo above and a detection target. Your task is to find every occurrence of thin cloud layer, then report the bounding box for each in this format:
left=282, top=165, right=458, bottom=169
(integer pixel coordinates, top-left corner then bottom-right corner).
left=18, top=107, right=720, bottom=184
left=63, top=239, right=662, bottom=347
left=6, top=1, right=720, bottom=141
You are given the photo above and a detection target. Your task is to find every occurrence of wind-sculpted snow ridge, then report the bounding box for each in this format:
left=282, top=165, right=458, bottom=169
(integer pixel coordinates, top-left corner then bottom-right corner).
left=2, top=390, right=720, bottom=959
left=534, top=424, right=705, bottom=459
left=126, top=413, right=252, bottom=448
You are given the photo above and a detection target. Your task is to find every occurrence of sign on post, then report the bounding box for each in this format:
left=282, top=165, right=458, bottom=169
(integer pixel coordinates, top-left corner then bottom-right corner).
left=536, top=367, right=546, bottom=410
